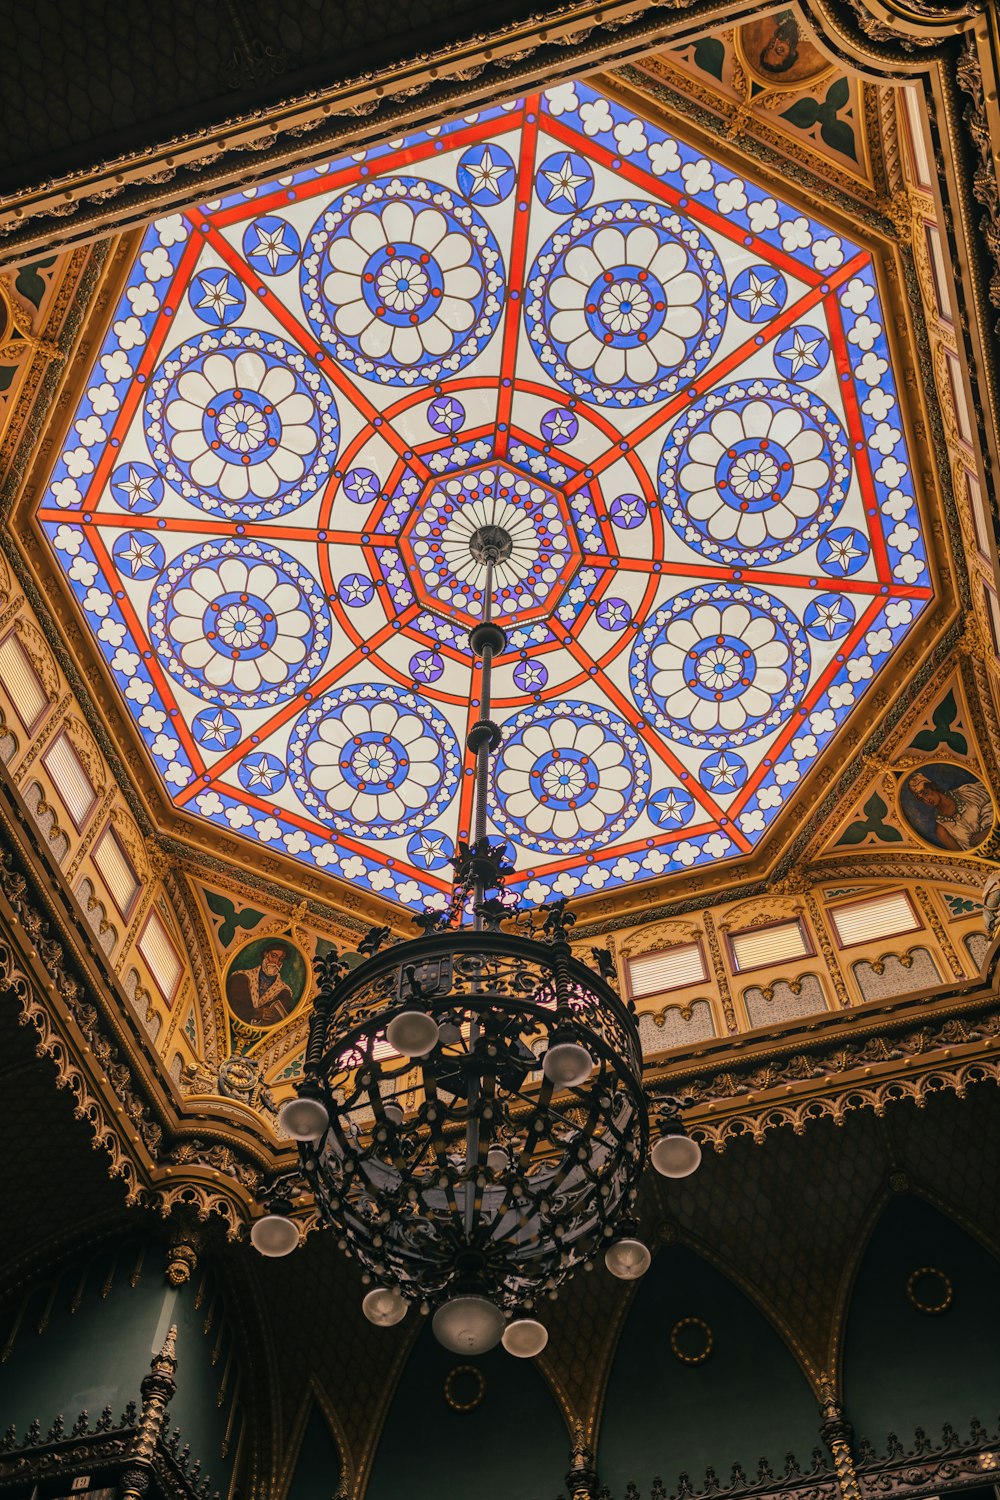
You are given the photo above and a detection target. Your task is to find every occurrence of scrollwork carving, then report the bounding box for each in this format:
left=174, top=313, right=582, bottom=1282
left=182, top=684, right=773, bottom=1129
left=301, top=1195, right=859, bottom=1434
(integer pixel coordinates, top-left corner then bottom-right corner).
left=617, top=919, right=702, bottom=960
left=717, top=898, right=806, bottom=932
left=957, top=32, right=1000, bottom=334
left=11, top=616, right=59, bottom=698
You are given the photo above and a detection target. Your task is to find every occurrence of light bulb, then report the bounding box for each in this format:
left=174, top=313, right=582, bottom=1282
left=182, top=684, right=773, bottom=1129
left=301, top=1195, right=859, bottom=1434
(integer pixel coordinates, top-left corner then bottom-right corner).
left=383, top=1102, right=404, bottom=1127
left=486, top=1145, right=509, bottom=1173
left=432, top=1295, right=504, bottom=1354
left=386, top=1011, right=440, bottom=1058
left=604, top=1237, right=651, bottom=1280
left=502, top=1318, right=549, bottom=1357
left=650, top=1134, right=702, bottom=1179
left=362, top=1287, right=408, bottom=1327
left=278, top=1096, right=330, bottom=1141
left=542, top=1041, right=593, bottom=1089
left=250, top=1214, right=299, bottom=1258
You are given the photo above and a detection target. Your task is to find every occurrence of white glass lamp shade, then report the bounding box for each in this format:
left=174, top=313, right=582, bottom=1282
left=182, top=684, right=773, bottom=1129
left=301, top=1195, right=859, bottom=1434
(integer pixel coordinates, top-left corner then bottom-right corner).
left=604, top=1237, right=651, bottom=1280
left=278, top=1096, right=330, bottom=1142
left=501, top=1318, right=549, bottom=1358
left=250, top=1214, right=299, bottom=1258
left=542, top=1041, right=593, bottom=1089
left=362, top=1287, right=408, bottom=1327
left=386, top=1010, right=440, bottom=1058
left=486, top=1145, right=509, bottom=1173
left=432, top=1295, right=505, bottom=1354
left=383, top=1102, right=405, bottom=1127
left=650, top=1133, right=703, bottom=1179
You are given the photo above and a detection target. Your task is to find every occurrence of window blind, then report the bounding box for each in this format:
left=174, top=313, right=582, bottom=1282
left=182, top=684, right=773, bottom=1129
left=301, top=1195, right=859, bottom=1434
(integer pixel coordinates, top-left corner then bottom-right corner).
left=731, top=920, right=809, bottom=972
left=94, top=829, right=140, bottom=915
left=830, top=891, right=920, bottom=947
left=138, top=910, right=183, bottom=1001
left=628, top=943, right=707, bottom=998
left=0, top=631, right=48, bottom=729
left=43, top=733, right=97, bottom=829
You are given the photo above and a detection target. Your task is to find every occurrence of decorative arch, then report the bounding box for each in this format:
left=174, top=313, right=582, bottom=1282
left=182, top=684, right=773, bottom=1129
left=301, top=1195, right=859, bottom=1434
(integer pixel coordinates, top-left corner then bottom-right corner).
left=837, top=1192, right=1000, bottom=1440
left=362, top=1320, right=569, bottom=1500
left=596, top=1239, right=822, bottom=1494
left=282, top=1390, right=346, bottom=1500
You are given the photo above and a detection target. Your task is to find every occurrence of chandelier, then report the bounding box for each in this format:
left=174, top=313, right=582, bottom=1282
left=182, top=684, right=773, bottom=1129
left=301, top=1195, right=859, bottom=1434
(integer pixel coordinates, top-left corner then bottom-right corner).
left=251, top=523, right=702, bottom=1357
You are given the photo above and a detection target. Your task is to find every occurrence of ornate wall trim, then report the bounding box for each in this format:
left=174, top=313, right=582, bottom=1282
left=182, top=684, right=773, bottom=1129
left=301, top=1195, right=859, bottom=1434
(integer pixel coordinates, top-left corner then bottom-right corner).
left=657, top=985, right=1000, bottom=1148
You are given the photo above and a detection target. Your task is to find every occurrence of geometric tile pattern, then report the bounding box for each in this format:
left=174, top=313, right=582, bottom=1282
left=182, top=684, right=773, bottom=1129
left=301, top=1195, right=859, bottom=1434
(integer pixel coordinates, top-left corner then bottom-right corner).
left=37, top=81, right=930, bottom=911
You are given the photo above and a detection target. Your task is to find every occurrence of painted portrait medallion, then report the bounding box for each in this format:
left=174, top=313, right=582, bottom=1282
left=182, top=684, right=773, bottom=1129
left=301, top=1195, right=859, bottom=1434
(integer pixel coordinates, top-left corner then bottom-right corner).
left=737, top=11, right=832, bottom=88
left=899, top=763, right=995, bottom=853
left=224, top=936, right=308, bottom=1028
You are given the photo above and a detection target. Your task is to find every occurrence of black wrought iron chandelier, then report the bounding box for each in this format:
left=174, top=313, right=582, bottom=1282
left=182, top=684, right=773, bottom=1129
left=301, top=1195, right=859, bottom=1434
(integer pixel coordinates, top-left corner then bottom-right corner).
left=251, top=523, right=701, bottom=1358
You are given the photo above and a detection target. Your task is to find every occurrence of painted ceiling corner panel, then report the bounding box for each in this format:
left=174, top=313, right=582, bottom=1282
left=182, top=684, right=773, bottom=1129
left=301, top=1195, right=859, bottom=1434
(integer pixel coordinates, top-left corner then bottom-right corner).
left=35, top=80, right=931, bottom=912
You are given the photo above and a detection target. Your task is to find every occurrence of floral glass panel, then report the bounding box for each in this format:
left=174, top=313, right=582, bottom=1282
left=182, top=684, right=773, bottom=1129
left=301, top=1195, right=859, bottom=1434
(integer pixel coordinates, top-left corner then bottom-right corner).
left=36, top=82, right=930, bottom=911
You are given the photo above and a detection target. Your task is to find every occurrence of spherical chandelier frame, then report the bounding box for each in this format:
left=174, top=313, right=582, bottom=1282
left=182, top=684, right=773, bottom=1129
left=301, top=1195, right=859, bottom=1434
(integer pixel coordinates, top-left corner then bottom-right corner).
left=296, top=924, right=647, bottom=1313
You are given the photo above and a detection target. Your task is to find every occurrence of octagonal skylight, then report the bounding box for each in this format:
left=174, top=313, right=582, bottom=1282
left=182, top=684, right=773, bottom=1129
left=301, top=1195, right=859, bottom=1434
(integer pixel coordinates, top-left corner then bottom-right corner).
left=36, top=80, right=931, bottom=911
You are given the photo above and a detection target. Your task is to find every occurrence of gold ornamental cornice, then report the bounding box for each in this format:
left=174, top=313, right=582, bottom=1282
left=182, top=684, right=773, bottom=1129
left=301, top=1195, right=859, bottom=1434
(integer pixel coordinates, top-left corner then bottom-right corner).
left=645, top=950, right=1000, bottom=1146
left=0, top=0, right=976, bottom=264
left=0, top=766, right=306, bottom=1235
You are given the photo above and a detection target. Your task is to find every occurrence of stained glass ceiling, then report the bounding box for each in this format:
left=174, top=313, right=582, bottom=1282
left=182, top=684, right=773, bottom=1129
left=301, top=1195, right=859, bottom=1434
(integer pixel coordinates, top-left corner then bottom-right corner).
left=36, top=80, right=931, bottom=912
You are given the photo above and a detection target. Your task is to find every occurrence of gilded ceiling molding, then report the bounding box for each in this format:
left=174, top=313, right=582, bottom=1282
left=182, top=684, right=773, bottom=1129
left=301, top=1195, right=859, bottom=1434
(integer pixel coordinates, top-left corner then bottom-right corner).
left=809, top=0, right=975, bottom=57
left=803, top=892, right=853, bottom=1007
left=622, top=45, right=887, bottom=211
left=716, top=895, right=807, bottom=931
left=653, top=987, right=1000, bottom=1148
left=616, top=918, right=703, bottom=959
left=0, top=245, right=95, bottom=478
left=690, top=1051, right=1000, bottom=1149
left=806, top=854, right=986, bottom=895
left=957, top=26, right=1000, bottom=335
left=0, top=0, right=743, bottom=260
left=167, top=871, right=226, bottom=1066
left=0, top=779, right=286, bottom=1236
left=0, top=0, right=976, bottom=264
left=0, top=242, right=166, bottom=868
left=0, top=276, right=62, bottom=366
left=2, top=948, right=141, bottom=1196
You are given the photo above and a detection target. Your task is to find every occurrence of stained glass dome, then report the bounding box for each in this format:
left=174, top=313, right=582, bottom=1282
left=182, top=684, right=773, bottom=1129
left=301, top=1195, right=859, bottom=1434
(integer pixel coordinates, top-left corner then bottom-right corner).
left=35, top=81, right=931, bottom=911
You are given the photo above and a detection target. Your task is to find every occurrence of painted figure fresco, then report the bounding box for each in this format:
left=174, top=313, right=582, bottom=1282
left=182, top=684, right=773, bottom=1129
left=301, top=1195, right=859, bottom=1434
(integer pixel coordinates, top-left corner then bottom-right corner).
left=739, top=11, right=830, bottom=86
left=900, top=764, right=994, bottom=852
left=225, top=938, right=307, bottom=1026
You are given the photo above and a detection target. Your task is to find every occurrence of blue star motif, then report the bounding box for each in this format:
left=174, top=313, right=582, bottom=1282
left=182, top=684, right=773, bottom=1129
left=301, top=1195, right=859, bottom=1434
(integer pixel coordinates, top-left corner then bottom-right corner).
left=700, top=752, right=747, bottom=791
left=340, top=573, right=374, bottom=606
left=344, top=469, right=380, bottom=505
left=242, top=756, right=282, bottom=791
left=194, top=708, right=241, bottom=749
left=536, top=151, right=593, bottom=211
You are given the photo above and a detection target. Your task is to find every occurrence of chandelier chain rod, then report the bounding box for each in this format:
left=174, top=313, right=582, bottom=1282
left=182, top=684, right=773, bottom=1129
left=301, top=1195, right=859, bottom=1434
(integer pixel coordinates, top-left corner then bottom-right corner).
left=471, top=548, right=497, bottom=931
